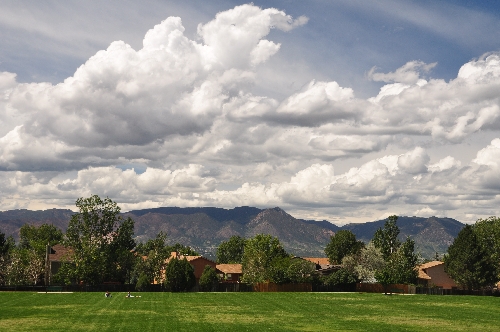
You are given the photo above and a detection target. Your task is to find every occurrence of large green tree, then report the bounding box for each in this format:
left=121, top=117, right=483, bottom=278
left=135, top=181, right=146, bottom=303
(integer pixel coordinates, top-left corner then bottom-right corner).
left=286, top=258, right=317, bottom=283
left=2, top=226, right=53, bottom=286
left=373, top=215, right=401, bottom=260
left=133, top=232, right=171, bottom=286
left=4, top=248, right=44, bottom=285
left=164, top=257, right=196, bottom=292
left=64, top=195, right=136, bottom=285
left=13, top=224, right=65, bottom=285
left=0, top=230, right=15, bottom=285
left=474, top=216, right=500, bottom=278
left=342, top=242, right=385, bottom=283
left=241, top=234, right=288, bottom=283
left=323, top=268, right=357, bottom=289
left=199, top=265, right=219, bottom=291
left=325, top=230, right=364, bottom=264
left=216, top=235, right=246, bottom=264
left=0, top=230, right=14, bottom=256
left=374, top=238, right=418, bottom=289
left=19, top=224, right=63, bottom=254
left=370, top=216, right=418, bottom=288
left=444, top=224, right=498, bottom=290
left=264, top=256, right=316, bottom=285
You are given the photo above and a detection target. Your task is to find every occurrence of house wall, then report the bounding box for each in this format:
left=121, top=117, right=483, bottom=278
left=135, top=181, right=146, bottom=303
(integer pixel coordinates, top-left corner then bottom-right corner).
left=222, top=272, right=241, bottom=283
left=425, top=264, right=457, bottom=289
left=190, top=258, right=217, bottom=280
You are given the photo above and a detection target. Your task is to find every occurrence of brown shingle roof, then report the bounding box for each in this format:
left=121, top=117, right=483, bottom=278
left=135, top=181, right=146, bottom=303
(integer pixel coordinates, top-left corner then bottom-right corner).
left=165, top=253, right=216, bottom=265
left=216, top=264, right=242, bottom=274
left=418, top=270, right=432, bottom=280
left=417, top=260, right=444, bottom=280
left=419, top=260, right=444, bottom=270
left=48, top=244, right=74, bottom=262
left=185, top=255, right=202, bottom=262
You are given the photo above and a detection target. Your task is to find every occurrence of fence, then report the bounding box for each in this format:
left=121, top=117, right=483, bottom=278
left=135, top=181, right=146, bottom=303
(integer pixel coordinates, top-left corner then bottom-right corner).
left=252, top=282, right=312, bottom=292
left=415, top=287, right=500, bottom=296
left=312, top=283, right=357, bottom=292
left=0, top=284, right=155, bottom=293
left=217, top=283, right=253, bottom=292
left=356, top=283, right=409, bottom=294
left=2, top=283, right=498, bottom=296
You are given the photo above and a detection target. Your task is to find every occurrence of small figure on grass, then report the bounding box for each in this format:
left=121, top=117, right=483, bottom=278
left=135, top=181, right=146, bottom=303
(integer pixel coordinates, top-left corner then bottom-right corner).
left=105, top=291, right=112, bottom=298
left=126, top=292, right=141, bottom=298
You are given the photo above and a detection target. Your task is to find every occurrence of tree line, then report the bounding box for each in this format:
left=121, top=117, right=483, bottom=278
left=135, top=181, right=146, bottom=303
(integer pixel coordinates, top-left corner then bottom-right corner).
left=1, top=195, right=499, bottom=291
left=0, top=195, right=200, bottom=291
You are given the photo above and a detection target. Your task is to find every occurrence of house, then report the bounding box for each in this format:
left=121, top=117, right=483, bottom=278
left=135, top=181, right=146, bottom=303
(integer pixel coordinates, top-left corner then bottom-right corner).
left=417, top=261, right=457, bottom=289
left=301, top=257, right=342, bottom=276
left=216, top=264, right=242, bottom=283
left=163, top=252, right=217, bottom=284
left=45, top=244, right=74, bottom=285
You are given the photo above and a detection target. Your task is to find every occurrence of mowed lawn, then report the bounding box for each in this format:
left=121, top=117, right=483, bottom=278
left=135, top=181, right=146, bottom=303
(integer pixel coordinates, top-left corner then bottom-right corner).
left=1, top=292, right=499, bottom=331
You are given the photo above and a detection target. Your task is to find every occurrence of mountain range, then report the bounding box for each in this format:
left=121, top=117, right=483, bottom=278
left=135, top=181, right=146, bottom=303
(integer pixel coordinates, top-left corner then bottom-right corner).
left=0, top=206, right=465, bottom=259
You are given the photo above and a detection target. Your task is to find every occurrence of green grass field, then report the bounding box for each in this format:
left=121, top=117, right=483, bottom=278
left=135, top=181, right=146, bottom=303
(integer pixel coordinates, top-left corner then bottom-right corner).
left=1, top=292, right=499, bottom=331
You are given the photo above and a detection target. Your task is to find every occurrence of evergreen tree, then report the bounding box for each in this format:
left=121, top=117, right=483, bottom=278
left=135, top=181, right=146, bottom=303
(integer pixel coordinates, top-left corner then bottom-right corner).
left=164, top=257, right=196, bottom=292
left=473, top=216, right=500, bottom=278
left=199, top=265, right=219, bottom=291
left=444, top=224, right=498, bottom=290
left=0, top=230, right=15, bottom=285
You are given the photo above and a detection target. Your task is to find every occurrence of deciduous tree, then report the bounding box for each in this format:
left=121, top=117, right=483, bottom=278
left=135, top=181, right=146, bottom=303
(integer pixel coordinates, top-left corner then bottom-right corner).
left=19, top=224, right=63, bottom=254
left=216, top=235, right=246, bottom=264
left=373, top=215, right=401, bottom=260
left=286, top=258, right=316, bottom=283
left=241, top=234, right=288, bottom=283
left=388, top=237, right=419, bottom=284
left=14, top=224, right=65, bottom=285
left=342, top=242, right=385, bottom=283
left=324, top=268, right=357, bottom=289
left=374, top=237, right=418, bottom=290
left=133, top=232, right=171, bottom=286
left=64, top=195, right=136, bottom=285
left=325, top=230, right=364, bottom=264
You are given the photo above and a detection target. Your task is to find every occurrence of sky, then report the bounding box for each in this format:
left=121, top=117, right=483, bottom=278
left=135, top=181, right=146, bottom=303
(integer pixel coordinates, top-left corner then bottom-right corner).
left=1, top=0, right=500, bottom=224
